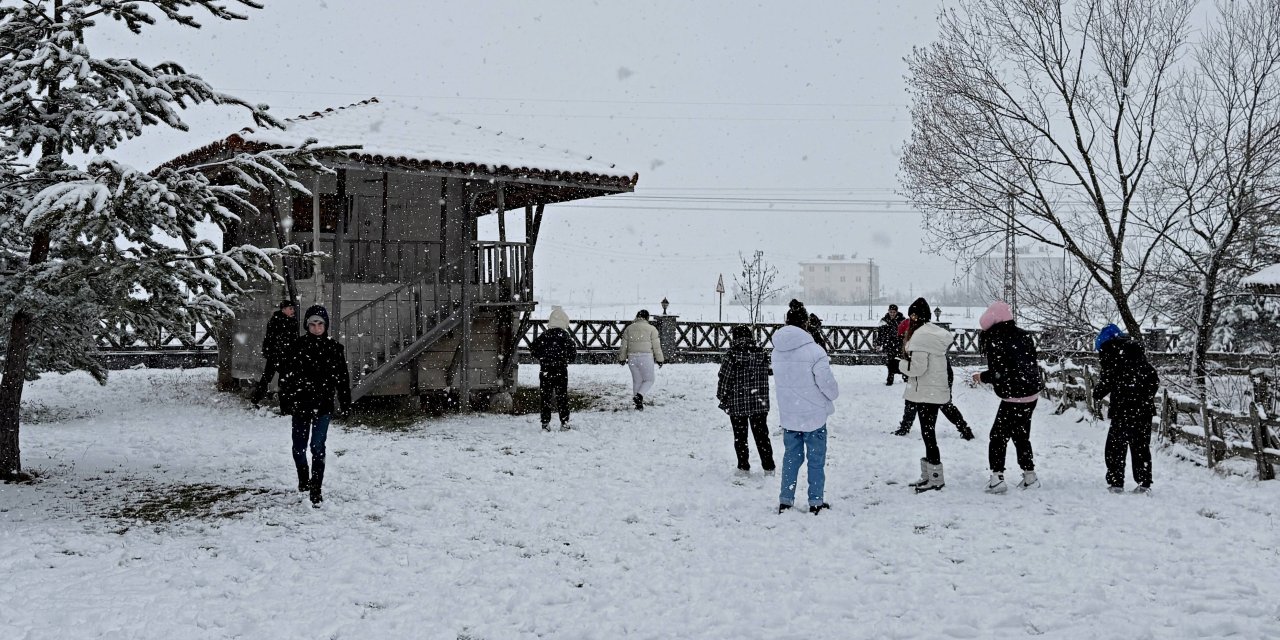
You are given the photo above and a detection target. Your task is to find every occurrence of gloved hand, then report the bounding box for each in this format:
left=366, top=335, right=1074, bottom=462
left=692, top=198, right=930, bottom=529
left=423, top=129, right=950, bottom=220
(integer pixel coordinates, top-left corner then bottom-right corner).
left=657, top=362, right=664, bottom=368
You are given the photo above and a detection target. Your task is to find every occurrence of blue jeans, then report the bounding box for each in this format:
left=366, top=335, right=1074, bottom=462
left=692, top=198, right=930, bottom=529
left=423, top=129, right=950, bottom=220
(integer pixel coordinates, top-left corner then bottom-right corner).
left=291, top=413, right=331, bottom=470
left=779, top=426, right=827, bottom=507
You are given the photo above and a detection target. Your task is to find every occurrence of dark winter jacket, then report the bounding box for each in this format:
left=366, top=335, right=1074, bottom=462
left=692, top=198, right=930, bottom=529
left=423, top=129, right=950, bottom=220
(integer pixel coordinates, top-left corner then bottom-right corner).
left=978, top=320, right=1044, bottom=399
left=717, top=338, right=772, bottom=417
left=261, top=310, right=298, bottom=363
left=876, top=312, right=905, bottom=354
left=279, top=306, right=351, bottom=417
left=1093, top=337, right=1159, bottom=422
left=531, top=327, right=578, bottom=372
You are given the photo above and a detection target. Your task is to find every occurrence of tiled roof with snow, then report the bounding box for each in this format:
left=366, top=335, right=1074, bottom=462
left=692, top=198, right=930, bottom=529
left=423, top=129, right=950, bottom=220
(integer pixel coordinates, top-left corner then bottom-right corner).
left=169, top=97, right=637, bottom=188
left=1242, top=264, right=1280, bottom=287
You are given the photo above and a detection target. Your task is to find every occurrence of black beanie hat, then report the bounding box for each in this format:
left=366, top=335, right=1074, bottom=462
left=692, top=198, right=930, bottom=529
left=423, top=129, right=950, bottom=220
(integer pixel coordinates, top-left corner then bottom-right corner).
left=303, top=304, right=330, bottom=335
left=908, top=298, right=931, bottom=321
left=636, top=309, right=650, bottom=320
left=280, top=300, right=295, bottom=310
left=786, top=299, right=809, bottom=327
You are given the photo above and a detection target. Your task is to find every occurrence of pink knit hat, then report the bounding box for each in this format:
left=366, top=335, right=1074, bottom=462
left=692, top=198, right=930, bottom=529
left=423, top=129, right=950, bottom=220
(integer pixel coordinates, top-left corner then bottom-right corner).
left=979, top=301, right=1014, bottom=330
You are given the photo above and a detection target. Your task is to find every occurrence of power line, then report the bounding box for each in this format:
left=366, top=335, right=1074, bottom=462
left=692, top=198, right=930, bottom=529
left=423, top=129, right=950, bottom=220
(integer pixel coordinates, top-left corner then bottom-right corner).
left=221, top=87, right=908, bottom=110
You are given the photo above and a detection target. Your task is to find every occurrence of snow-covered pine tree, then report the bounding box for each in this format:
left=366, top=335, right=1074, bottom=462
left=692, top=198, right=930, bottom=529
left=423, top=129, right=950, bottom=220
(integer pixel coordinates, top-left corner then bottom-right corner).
left=0, top=1, right=326, bottom=481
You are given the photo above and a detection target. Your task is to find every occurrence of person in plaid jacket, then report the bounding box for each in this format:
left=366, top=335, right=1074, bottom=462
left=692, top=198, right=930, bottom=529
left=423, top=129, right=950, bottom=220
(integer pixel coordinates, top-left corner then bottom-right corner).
left=716, top=325, right=775, bottom=475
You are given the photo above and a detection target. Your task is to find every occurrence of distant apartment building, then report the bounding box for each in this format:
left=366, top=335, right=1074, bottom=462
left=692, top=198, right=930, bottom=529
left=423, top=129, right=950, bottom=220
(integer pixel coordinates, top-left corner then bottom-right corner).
left=799, top=255, right=879, bottom=304
left=971, top=245, right=1066, bottom=299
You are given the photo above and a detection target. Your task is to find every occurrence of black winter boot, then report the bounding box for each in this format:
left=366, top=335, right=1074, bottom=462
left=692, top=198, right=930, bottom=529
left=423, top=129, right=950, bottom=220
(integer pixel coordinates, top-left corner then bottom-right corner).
left=957, top=424, right=975, bottom=440
left=309, top=460, right=325, bottom=506
left=634, top=394, right=644, bottom=410
left=295, top=464, right=310, bottom=492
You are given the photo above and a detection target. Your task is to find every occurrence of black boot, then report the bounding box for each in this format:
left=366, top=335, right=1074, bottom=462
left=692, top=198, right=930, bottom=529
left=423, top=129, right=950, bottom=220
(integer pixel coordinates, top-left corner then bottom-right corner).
left=892, top=424, right=911, bottom=437
left=956, top=424, right=975, bottom=441
left=309, top=460, right=325, bottom=506
left=295, top=463, right=310, bottom=492
left=634, top=393, right=644, bottom=410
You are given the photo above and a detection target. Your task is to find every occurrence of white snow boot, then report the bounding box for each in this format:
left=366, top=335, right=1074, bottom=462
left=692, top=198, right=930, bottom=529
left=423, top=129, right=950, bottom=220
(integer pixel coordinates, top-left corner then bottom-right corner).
left=908, top=458, right=929, bottom=488
left=1018, top=470, right=1040, bottom=490
left=914, top=462, right=944, bottom=493
left=985, top=472, right=1008, bottom=494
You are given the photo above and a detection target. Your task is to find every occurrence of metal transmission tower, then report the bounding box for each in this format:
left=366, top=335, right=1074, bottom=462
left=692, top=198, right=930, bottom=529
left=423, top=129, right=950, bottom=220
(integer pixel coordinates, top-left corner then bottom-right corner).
left=1003, top=193, right=1018, bottom=319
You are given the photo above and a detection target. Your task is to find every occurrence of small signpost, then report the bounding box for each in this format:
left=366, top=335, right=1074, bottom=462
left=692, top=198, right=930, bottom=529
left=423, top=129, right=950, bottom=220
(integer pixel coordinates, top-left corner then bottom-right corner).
left=715, top=274, right=726, bottom=322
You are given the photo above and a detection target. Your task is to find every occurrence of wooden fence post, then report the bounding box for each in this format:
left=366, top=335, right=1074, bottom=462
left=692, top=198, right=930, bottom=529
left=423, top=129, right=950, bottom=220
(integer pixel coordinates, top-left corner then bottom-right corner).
left=1201, top=404, right=1216, bottom=468
left=1159, top=389, right=1172, bottom=443
left=1250, top=403, right=1275, bottom=481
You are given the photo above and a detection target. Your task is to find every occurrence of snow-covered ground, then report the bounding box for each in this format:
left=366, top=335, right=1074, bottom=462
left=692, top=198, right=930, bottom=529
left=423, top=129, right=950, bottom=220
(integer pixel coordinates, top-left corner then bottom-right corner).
left=2, top=365, right=1278, bottom=639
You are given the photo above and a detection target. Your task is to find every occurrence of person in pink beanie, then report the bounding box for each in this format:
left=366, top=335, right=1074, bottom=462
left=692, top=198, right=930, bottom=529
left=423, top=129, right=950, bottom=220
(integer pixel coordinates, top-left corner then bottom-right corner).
left=972, top=301, right=1044, bottom=493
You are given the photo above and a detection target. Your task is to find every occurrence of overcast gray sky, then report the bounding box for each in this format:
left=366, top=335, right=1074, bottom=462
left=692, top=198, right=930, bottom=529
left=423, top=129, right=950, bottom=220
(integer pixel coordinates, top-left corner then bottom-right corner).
left=103, top=0, right=952, bottom=309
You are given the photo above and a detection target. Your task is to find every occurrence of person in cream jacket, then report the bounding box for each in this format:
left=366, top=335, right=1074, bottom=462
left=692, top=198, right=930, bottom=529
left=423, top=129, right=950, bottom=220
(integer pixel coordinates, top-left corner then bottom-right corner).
left=897, top=298, right=953, bottom=493
left=617, top=310, right=665, bottom=410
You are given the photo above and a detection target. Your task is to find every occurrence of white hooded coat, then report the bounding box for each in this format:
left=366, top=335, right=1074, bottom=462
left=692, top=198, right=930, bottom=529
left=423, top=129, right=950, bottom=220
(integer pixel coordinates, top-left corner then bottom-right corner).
left=771, top=325, right=839, bottom=431
left=898, top=322, right=953, bottom=405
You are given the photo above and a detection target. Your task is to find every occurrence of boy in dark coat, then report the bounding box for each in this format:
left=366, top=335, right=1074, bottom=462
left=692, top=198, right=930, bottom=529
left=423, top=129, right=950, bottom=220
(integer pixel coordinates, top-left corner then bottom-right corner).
left=252, top=300, right=298, bottom=407
left=278, top=305, right=351, bottom=506
left=876, top=305, right=905, bottom=385
left=1092, top=324, right=1159, bottom=494
left=530, top=306, right=578, bottom=431
left=717, top=325, right=776, bottom=474
left=973, top=301, right=1044, bottom=493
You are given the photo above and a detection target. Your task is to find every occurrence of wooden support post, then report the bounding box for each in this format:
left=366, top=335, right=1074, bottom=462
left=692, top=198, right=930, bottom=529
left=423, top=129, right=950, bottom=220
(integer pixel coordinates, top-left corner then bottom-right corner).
left=460, top=183, right=475, bottom=412
left=332, top=169, right=346, bottom=342
left=266, top=190, right=298, bottom=305
left=497, top=182, right=506, bottom=243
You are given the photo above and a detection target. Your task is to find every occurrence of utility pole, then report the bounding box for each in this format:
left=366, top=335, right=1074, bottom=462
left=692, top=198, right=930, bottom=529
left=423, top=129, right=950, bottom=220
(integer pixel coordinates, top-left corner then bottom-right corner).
left=1003, top=192, right=1018, bottom=319
left=867, top=258, right=875, bottom=320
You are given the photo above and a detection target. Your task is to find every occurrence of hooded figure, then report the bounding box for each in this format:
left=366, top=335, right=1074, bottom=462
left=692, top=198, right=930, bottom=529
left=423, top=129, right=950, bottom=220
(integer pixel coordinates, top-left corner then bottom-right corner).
left=278, top=304, right=351, bottom=506
left=876, top=304, right=906, bottom=385
left=772, top=300, right=839, bottom=514
left=807, top=312, right=829, bottom=351
left=252, top=300, right=299, bottom=406
left=717, top=325, right=775, bottom=474
left=1092, top=324, right=1159, bottom=493
left=974, top=301, right=1043, bottom=494
left=530, top=306, right=578, bottom=430
left=897, top=298, right=952, bottom=492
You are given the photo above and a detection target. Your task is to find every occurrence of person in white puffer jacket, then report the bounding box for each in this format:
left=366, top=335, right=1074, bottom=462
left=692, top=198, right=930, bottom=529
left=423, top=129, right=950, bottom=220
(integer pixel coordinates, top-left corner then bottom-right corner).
left=772, top=300, right=840, bottom=515
left=897, top=297, right=953, bottom=493
left=617, top=310, right=665, bottom=410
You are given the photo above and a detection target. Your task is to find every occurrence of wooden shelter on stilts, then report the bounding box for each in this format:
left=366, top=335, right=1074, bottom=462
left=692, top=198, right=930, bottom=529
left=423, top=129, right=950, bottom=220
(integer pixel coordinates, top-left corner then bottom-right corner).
left=165, top=98, right=638, bottom=410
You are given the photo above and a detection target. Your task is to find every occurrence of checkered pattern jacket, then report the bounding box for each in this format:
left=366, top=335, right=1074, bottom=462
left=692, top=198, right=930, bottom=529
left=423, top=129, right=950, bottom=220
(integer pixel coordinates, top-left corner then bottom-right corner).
left=716, top=343, right=772, bottom=417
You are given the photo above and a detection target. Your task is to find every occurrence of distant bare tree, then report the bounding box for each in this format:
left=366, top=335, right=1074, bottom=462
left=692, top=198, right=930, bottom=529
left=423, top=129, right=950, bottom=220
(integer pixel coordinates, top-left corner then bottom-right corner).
left=1148, top=0, right=1280, bottom=401
left=733, top=250, right=784, bottom=325
left=900, top=0, right=1197, bottom=338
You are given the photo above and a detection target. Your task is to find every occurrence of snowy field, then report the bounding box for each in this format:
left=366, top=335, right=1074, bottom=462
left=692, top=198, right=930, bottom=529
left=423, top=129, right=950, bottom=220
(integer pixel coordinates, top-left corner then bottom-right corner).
left=2, top=365, right=1279, bottom=639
